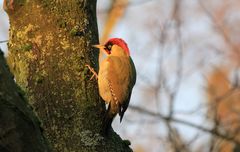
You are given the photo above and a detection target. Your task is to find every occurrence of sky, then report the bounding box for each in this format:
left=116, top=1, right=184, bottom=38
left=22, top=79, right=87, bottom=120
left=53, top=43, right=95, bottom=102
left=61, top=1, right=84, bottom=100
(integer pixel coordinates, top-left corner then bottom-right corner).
left=0, top=0, right=9, bottom=53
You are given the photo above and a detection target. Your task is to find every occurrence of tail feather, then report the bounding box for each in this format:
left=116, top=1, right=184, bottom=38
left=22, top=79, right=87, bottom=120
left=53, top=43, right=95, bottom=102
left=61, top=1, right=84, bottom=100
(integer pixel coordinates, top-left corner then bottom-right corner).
left=102, top=103, right=115, bottom=135
left=119, top=96, right=131, bottom=123
left=119, top=107, right=125, bottom=123
left=103, top=113, right=114, bottom=135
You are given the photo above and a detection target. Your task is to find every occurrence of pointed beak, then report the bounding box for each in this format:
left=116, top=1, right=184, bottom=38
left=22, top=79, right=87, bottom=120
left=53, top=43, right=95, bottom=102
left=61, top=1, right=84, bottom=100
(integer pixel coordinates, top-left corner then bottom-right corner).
left=92, top=44, right=110, bottom=55
left=92, top=44, right=105, bottom=50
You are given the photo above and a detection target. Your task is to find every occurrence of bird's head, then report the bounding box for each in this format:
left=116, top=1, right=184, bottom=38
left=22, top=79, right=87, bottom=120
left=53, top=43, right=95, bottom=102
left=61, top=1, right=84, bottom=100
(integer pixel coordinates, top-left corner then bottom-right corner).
left=93, top=38, right=130, bottom=57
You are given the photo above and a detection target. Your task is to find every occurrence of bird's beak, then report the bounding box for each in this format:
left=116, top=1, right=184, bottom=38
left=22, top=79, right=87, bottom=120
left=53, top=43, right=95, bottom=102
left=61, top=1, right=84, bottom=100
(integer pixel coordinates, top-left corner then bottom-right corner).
left=92, top=44, right=110, bottom=55
left=92, top=44, right=105, bottom=50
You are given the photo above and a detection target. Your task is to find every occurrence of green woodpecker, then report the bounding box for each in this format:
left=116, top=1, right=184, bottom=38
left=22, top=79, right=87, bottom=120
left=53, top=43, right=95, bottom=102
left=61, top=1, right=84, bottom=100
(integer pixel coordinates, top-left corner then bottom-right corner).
left=90, top=38, right=136, bottom=134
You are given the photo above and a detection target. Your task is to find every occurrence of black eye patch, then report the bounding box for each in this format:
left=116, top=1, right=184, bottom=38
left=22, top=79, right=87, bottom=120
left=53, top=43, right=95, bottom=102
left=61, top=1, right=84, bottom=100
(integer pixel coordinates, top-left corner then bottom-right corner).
left=105, top=42, right=113, bottom=51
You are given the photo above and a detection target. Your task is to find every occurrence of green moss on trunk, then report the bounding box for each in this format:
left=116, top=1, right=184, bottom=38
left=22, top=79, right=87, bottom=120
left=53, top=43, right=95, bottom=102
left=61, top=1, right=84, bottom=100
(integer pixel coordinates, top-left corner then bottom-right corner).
left=6, top=0, right=132, bottom=151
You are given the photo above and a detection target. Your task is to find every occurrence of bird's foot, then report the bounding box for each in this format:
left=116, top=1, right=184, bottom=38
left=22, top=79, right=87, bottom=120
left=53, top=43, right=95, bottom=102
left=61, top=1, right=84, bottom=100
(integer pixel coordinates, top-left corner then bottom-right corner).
left=85, top=64, right=98, bottom=80
left=3, top=0, right=14, bottom=11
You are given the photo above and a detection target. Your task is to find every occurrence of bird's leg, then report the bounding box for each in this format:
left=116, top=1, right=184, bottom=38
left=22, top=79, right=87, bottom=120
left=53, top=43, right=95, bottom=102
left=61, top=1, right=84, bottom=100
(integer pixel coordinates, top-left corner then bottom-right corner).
left=3, top=0, right=14, bottom=11
left=85, top=64, right=98, bottom=80
left=9, top=0, right=14, bottom=10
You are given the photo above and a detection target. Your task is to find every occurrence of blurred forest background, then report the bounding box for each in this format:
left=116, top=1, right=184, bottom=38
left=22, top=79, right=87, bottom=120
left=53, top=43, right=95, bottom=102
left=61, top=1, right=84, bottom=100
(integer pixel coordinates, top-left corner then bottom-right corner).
left=1, top=0, right=240, bottom=152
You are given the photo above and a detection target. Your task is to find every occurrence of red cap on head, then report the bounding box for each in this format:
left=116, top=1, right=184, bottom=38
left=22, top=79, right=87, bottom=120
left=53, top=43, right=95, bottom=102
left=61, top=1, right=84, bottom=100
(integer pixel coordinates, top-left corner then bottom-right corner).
left=105, top=38, right=130, bottom=55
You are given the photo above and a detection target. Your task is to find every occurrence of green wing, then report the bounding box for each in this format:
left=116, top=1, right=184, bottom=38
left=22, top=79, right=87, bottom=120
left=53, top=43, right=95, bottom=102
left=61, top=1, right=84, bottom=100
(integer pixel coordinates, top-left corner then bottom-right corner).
left=119, top=57, right=137, bottom=122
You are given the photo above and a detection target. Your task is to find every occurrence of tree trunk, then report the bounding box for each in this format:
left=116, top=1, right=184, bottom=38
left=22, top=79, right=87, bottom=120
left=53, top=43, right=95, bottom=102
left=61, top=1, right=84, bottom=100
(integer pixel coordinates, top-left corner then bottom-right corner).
left=5, top=0, right=132, bottom=151
left=0, top=49, right=51, bottom=152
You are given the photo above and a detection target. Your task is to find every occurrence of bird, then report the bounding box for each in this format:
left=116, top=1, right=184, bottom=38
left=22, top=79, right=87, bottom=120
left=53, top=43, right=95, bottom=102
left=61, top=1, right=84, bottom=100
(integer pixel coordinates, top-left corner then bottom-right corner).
left=87, top=38, right=136, bottom=134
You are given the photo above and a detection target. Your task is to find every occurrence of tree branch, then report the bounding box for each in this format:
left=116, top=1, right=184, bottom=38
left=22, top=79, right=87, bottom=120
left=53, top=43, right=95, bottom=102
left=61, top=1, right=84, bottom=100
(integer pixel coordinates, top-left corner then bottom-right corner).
left=0, top=49, right=51, bottom=151
left=129, top=105, right=240, bottom=145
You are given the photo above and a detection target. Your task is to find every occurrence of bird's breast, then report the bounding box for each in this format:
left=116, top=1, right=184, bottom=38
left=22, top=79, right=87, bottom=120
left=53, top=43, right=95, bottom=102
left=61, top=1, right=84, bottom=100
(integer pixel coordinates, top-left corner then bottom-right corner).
left=98, top=56, right=131, bottom=104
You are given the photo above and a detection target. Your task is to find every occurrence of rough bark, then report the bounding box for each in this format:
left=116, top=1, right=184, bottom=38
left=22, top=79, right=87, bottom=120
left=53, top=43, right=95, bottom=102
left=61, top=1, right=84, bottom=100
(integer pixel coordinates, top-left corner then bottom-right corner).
left=5, top=0, right=132, bottom=152
left=0, top=49, right=51, bottom=152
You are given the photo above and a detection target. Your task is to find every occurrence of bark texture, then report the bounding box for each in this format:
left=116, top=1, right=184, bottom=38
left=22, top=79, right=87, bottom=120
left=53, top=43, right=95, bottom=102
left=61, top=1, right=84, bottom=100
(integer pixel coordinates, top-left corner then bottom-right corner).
left=0, top=49, right=51, bottom=152
left=6, top=0, right=132, bottom=151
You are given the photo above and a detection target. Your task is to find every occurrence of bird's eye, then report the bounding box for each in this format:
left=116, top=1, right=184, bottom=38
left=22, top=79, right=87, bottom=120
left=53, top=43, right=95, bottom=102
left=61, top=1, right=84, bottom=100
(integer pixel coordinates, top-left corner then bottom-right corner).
left=107, top=44, right=112, bottom=50
left=105, top=43, right=112, bottom=51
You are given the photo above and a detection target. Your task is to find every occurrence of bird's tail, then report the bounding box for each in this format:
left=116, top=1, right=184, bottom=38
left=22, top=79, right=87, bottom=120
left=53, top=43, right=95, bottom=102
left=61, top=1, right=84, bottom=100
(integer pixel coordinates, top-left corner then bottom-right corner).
left=102, top=103, right=116, bottom=135
left=119, top=110, right=125, bottom=123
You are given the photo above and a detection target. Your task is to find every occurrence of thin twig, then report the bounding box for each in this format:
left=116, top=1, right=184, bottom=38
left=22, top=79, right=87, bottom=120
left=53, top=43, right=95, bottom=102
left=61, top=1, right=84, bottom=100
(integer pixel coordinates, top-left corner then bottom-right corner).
left=0, top=40, right=8, bottom=43
left=129, top=105, right=240, bottom=145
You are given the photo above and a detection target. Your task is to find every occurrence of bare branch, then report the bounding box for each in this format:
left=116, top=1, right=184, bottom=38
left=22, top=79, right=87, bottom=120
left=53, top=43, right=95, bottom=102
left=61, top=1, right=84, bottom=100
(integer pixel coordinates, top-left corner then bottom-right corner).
left=0, top=40, right=8, bottom=43
left=129, top=105, right=240, bottom=145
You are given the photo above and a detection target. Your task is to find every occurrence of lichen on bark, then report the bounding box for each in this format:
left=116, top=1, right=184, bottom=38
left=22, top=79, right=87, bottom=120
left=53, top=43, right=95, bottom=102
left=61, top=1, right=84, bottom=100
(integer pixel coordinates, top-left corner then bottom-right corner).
left=6, top=0, right=132, bottom=151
